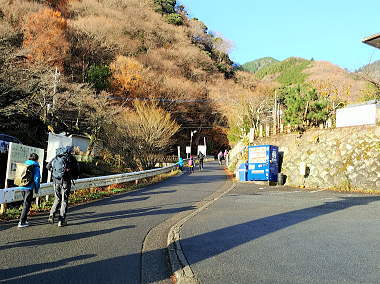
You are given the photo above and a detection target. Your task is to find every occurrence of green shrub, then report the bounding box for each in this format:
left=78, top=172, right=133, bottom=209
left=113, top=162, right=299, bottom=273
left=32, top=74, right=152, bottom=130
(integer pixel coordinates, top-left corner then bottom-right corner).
left=154, top=0, right=176, bottom=14
left=165, top=13, right=183, bottom=25
left=86, top=65, right=112, bottom=92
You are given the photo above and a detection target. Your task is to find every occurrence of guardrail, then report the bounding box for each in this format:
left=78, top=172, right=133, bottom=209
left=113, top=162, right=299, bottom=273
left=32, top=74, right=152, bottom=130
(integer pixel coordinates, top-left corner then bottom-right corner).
left=0, top=164, right=178, bottom=205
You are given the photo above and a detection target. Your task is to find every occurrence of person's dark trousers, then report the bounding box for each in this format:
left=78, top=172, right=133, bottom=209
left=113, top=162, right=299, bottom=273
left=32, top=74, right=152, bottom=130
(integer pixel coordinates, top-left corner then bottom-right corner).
left=50, top=179, right=71, bottom=221
left=19, top=190, right=33, bottom=224
left=199, top=159, right=204, bottom=170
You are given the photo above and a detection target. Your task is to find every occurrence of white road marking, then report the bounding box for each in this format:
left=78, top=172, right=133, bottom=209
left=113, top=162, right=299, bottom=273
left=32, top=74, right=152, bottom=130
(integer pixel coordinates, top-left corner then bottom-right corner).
left=310, top=189, right=325, bottom=193
left=268, top=190, right=302, bottom=194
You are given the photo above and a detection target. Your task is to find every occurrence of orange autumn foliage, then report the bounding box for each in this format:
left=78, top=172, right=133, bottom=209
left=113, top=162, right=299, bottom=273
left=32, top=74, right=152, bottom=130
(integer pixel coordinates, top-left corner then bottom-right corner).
left=110, top=56, right=145, bottom=97
left=23, top=8, right=69, bottom=70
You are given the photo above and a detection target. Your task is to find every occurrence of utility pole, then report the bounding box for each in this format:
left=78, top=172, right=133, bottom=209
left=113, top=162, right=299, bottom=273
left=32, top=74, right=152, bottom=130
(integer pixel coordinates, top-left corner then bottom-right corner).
left=190, top=130, right=197, bottom=156
left=52, top=67, right=60, bottom=109
left=273, top=90, right=278, bottom=135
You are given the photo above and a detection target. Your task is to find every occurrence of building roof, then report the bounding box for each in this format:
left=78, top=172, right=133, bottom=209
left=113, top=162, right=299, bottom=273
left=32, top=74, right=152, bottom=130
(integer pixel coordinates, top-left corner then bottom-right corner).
left=362, top=33, right=380, bottom=49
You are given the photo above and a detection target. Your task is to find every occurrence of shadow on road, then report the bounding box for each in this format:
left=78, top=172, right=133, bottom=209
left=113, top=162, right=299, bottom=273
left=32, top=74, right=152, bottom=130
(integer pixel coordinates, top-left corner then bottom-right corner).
left=106, top=196, right=150, bottom=204
left=2, top=195, right=379, bottom=283
left=180, top=195, right=380, bottom=265
left=69, top=205, right=196, bottom=226
left=0, top=253, right=146, bottom=283
left=0, top=225, right=135, bottom=250
left=0, top=254, right=96, bottom=282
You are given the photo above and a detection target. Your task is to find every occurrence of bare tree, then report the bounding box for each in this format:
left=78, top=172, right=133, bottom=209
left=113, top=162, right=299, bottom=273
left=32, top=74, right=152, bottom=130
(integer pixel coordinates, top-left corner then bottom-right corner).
left=117, top=101, right=180, bottom=170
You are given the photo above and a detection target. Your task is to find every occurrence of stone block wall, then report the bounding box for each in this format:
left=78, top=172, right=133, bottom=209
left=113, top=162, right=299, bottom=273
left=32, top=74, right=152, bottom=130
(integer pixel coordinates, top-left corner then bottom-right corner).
left=248, top=126, right=380, bottom=190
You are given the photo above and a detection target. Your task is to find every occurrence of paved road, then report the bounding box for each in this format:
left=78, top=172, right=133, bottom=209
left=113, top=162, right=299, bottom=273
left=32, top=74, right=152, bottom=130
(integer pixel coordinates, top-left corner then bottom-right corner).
left=181, top=183, right=380, bottom=283
left=0, top=162, right=229, bottom=284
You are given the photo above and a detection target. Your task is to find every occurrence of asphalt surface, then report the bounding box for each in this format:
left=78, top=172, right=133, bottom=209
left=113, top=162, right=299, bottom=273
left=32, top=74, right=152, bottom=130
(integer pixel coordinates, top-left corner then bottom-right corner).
left=181, top=183, right=380, bottom=283
left=0, top=162, right=229, bottom=284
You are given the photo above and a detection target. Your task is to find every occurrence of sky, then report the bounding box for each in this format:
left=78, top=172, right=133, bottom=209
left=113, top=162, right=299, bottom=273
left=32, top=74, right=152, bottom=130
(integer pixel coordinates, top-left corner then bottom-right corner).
left=178, top=0, right=380, bottom=71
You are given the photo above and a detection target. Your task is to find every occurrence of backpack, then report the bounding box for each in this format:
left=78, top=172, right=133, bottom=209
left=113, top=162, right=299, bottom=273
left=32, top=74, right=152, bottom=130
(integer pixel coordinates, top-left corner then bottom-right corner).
left=52, top=154, right=76, bottom=180
left=14, top=163, right=34, bottom=187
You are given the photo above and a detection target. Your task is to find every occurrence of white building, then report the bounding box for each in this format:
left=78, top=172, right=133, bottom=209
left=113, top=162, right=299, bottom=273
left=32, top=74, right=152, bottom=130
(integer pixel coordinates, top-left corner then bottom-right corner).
left=336, top=101, right=380, bottom=127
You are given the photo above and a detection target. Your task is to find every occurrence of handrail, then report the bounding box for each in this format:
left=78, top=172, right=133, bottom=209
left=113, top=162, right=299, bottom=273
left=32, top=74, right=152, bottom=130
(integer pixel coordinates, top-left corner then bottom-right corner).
left=0, top=164, right=178, bottom=204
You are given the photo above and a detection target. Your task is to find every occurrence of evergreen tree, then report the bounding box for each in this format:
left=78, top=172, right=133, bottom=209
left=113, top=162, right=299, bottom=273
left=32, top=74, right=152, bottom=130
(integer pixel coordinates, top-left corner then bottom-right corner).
left=281, top=85, right=330, bottom=128
left=153, top=0, right=176, bottom=14
left=86, top=65, right=112, bottom=92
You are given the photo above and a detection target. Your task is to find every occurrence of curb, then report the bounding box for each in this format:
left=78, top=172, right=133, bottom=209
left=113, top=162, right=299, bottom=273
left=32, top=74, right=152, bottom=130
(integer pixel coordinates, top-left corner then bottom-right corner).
left=167, top=179, right=237, bottom=284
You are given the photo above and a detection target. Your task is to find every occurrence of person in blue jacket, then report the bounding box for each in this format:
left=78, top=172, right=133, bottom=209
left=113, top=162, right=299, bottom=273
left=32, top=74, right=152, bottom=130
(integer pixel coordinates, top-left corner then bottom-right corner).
left=177, top=157, right=184, bottom=171
left=17, top=153, right=41, bottom=228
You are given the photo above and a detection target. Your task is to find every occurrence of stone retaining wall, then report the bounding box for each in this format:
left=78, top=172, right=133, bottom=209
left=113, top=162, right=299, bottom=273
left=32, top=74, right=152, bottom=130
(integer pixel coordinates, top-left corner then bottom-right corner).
left=234, top=126, right=380, bottom=190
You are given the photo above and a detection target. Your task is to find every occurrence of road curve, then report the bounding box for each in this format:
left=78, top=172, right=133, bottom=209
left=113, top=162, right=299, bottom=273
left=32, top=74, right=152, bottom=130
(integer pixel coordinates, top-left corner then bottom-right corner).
left=0, top=162, right=228, bottom=284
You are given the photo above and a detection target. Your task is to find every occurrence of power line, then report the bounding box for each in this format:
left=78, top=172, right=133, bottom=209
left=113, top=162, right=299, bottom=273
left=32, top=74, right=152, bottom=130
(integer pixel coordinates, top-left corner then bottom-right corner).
left=109, top=96, right=209, bottom=103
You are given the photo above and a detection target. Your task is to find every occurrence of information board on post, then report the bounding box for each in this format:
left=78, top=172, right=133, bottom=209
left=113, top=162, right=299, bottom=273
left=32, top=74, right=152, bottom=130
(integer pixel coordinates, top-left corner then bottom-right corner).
left=5, top=143, right=44, bottom=182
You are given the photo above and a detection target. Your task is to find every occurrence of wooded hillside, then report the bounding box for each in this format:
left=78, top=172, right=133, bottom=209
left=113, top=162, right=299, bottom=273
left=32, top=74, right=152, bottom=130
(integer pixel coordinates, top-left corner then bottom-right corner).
left=1, top=0, right=379, bottom=171
left=0, top=0, right=253, bottom=170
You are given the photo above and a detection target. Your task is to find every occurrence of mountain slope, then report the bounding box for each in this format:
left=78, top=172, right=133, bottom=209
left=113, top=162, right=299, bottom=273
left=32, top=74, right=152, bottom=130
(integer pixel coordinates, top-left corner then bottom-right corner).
left=304, top=60, right=374, bottom=103
left=244, top=56, right=376, bottom=104
left=356, top=60, right=380, bottom=82
left=255, top=57, right=311, bottom=85
left=241, top=57, right=278, bottom=73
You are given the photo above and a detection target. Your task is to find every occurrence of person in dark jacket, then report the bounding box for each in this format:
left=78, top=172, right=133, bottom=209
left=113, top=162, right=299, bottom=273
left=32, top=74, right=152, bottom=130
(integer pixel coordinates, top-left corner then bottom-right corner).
left=17, top=153, right=41, bottom=228
left=198, top=152, right=205, bottom=170
left=47, top=146, right=79, bottom=227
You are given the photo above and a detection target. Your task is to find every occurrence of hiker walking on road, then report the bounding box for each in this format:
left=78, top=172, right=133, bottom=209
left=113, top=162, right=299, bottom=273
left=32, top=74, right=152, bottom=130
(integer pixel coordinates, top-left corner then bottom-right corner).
left=224, top=149, right=229, bottom=166
left=198, top=152, right=205, bottom=170
left=217, top=151, right=223, bottom=165
left=188, top=155, right=195, bottom=173
left=177, top=157, right=184, bottom=171
left=15, top=153, right=41, bottom=228
left=47, top=146, right=79, bottom=227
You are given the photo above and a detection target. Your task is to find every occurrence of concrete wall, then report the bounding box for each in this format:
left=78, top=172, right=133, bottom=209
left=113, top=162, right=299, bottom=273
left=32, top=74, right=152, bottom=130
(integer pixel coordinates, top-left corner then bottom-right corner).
left=239, top=126, right=380, bottom=190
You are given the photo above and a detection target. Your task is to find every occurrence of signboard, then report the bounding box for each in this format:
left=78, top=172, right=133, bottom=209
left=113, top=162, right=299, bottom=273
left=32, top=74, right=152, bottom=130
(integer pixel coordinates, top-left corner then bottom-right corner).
left=46, top=132, right=71, bottom=162
left=186, top=146, right=191, bottom=154
left=197, top=145, right=206, bottom=156
left=5, top=143, right=44, bottom=181
left=248, top=146, right=267, bottom=164
left=336, top=104, right=379, bottom=127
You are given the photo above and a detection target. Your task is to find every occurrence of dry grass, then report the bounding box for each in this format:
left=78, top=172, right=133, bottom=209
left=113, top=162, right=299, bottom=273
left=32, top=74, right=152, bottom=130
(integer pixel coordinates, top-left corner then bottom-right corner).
left=0, top=19, right=14, bottom=37
left=0, top=0, right=43, bottom=28
left=306, top=60, right=369, bottom=103
left=68, top=0, right=186, bottom=55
